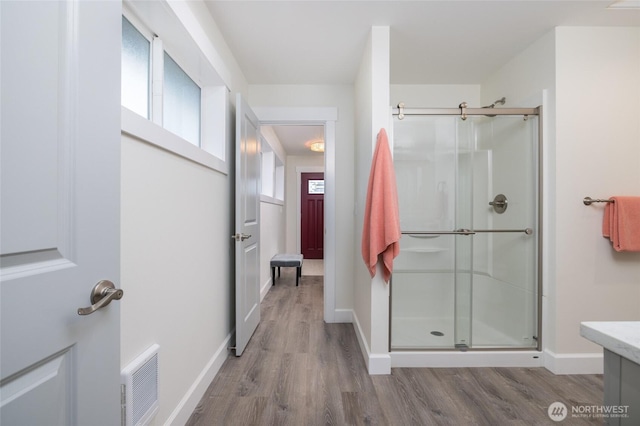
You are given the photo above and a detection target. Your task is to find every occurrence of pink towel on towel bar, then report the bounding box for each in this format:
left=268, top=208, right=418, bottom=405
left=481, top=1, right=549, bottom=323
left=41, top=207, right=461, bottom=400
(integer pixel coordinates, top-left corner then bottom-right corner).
left=602, top=196, right=640, bottom=252
left=361, top=129, right=401, bottom=282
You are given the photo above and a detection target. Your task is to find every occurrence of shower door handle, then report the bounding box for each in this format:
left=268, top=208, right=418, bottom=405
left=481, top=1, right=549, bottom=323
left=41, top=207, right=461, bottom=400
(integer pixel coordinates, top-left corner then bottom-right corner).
left=402, top=230, right=476, bottom=236
left=454, top=229, right=475, bottom=235
left=401, top=228, right=532, bottom=236
left=473, top=228, right=533, bottom=235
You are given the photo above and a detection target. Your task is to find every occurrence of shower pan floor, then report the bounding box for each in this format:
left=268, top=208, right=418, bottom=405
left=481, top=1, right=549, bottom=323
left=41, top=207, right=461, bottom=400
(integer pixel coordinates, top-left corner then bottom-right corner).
left=391, top=317, right=525, bottom=350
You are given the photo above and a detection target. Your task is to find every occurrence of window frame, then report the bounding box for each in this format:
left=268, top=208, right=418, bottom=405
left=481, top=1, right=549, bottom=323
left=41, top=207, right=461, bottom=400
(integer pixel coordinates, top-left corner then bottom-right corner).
left=121, top=2, right=228, bottom=174
left=121, top=14, right=152, bottom=119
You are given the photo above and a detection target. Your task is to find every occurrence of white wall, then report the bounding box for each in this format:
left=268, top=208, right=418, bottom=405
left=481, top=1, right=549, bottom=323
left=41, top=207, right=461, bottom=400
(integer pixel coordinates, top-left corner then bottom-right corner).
left=121, top=132, right=233, bottom=424
left=354, top=29, right=375, bottom=367
left=260, top=200, right=286, bottom=296
left=260, top=126, right=287, bottom=298
left=353, top=26, right=391, bottom=374
left=482, top=26, right=640, bottom=373
left=120, top=1, right=250, bottom=424
left=390, top=84, right=480, bottom=108
left=553, top=26, right=640, bottom=357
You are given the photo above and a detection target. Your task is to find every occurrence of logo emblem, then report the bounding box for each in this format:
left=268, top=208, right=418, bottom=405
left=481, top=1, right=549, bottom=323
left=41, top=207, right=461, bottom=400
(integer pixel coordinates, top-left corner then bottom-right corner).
left=548, top=402, right=568, bottom=422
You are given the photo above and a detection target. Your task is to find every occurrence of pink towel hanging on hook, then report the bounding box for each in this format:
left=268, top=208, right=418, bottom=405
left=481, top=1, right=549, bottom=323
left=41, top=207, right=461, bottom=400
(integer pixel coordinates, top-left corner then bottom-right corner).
left=361, top=129, right=401, bottom=282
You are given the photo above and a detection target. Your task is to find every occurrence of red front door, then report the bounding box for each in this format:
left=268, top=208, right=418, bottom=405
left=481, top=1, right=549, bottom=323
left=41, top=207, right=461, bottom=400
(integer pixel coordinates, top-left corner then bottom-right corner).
left=301, top=172, right=324, bottom=259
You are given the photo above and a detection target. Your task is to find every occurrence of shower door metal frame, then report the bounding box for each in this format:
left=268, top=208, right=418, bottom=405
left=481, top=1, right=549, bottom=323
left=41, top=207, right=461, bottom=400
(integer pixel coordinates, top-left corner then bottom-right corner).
left=389, top=105, right=543, bottom=352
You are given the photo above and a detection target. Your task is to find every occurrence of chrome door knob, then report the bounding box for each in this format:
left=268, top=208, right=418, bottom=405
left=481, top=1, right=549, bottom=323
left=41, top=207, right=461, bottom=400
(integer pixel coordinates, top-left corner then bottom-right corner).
left=231, top=233, right=252, bottom=242
left=78, top=280, right=124, bottom=315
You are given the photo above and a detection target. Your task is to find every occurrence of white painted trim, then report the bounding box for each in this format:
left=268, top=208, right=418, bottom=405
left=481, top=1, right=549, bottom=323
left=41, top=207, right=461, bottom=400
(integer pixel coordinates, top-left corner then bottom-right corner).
left=123, top=1, right=229, bottom=166
left=253, top=107, right=338, bottom=123
left=253, top=107, right=338, bottom=324
left=333, top=309, right=354, bottom=323
left=151, top=36, right=164, bottom=127
left=122, top=107, right=228, bottom=174
left=543, top=349, right=604, bottom=375
left=391, top=351, right=544, bottom=368
left=260, top=278, right=272, bottom=301
left=260, top=194, right=284, bottom=206
left=369, top=354, right=392, bottom=375
left=352, top=310, right=371, bottom=368
left=295, top=166, right=325, bottom=254
left=323, top=120, right=337, bottom=324
left=352, top=311, right=391, bottom=375
left=165, top=331, right=233, bottom=426
left=129, top=0, right=226, bottom=88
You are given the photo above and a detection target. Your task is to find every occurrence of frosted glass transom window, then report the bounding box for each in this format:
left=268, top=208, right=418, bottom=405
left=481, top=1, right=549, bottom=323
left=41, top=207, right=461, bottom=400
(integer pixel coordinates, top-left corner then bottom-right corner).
left=121, top=16, right=150, bottom=118
left=120, top=6, right=228, bottom=173
left=163, top=53, right=201, bottom=147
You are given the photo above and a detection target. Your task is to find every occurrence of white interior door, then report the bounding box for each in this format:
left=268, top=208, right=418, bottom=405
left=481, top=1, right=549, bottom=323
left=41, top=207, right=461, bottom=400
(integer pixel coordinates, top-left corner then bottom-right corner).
left=0, top=1, right=121, bottom=424
left=234, top=94, right=261, bottom=356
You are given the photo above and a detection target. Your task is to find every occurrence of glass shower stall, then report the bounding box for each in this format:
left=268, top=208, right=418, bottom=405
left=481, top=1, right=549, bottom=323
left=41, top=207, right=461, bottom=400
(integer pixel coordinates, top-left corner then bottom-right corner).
left=390, top=103, right=541, bottom=351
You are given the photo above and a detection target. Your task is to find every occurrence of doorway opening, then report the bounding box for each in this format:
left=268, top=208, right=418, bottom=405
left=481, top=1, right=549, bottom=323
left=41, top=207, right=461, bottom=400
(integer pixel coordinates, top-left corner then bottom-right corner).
left=254, top=106, right=337, bottom=322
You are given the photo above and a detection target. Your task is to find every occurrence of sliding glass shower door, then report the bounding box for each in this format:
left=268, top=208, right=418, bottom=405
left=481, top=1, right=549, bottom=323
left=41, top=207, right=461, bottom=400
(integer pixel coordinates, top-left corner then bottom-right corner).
left=390, top=110, right=539, bottom=351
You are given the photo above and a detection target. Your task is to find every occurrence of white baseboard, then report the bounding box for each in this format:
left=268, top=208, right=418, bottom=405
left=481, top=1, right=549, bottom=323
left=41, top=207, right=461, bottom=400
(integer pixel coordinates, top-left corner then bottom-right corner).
left=332, top=308, right=353, bottom=323
left=351, top=311, right=391, bottom=375
left=351, top=311, right=370, bottom=368
left=164, top=331, right=233, bottom=426
left=543, top=349, right=603, bottom=374
left=391, top=351, right=544, bottom=368
left=368, top=353, right=392, bottom=375
left=260, top=279, right=271, bottom=301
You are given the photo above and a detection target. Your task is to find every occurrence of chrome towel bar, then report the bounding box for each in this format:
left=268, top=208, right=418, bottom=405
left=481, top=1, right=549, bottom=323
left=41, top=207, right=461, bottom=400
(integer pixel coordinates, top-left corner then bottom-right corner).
left=583, top=197, right=614, bottom=206
left=403, top=228, right=533, bottom=236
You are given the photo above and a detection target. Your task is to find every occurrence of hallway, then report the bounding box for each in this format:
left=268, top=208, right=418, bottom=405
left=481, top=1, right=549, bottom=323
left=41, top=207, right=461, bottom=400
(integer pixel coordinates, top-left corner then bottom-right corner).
left=301, top=259, right=324, bottom=276
left=186, top=269, right=604, bottom=425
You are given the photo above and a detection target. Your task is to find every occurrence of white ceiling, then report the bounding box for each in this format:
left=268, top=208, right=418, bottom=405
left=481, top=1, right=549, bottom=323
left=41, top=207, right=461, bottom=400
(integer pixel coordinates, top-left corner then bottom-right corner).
left=271, top=124, right=325, bottom=156
left=203, top=0, right=639, bottom=154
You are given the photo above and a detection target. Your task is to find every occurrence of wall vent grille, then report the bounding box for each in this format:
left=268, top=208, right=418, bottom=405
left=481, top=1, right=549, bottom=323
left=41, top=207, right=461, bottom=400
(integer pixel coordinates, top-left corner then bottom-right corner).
left=121, top=344, right=159, bottom=426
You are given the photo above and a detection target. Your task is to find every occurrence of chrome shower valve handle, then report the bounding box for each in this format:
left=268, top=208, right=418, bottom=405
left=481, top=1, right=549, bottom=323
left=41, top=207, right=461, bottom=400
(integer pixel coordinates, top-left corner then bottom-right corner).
left=489, top=194, right=508, bottom=213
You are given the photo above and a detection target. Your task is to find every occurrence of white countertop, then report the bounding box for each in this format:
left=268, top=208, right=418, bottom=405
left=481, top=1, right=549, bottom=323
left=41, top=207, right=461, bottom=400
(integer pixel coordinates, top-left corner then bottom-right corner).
left=581, top=321, right=640, bottom=365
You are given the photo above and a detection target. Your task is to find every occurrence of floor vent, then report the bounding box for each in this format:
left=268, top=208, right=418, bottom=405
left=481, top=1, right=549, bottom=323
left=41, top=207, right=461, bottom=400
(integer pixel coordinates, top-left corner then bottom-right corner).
left=121, top=344, right=159, bottom=426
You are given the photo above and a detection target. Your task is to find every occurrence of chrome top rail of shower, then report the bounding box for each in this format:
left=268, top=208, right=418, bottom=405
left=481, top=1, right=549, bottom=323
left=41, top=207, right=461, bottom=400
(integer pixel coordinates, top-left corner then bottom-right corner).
left=402, top=228, right=533, bottom=236
left=394, top=102, right=540, bottom=120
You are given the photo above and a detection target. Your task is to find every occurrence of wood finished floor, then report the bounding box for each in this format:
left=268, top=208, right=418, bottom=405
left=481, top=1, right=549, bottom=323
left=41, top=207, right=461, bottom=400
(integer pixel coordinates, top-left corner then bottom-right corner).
left=186, top=270, right=604, bottom=426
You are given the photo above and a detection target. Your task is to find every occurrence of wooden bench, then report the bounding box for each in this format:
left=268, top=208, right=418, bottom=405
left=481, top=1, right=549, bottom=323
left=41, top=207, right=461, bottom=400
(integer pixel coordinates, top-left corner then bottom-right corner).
left=270, top=254, right=303, bottom=287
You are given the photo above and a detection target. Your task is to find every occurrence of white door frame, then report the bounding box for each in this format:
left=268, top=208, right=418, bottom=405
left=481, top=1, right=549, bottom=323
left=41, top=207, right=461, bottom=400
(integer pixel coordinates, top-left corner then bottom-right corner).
left=253, top=107, right=338, bottom=323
